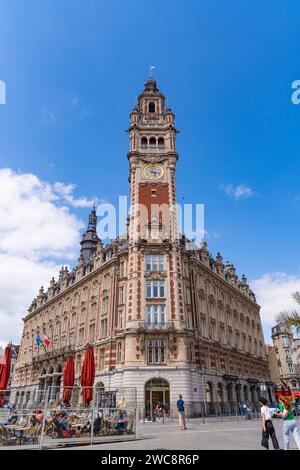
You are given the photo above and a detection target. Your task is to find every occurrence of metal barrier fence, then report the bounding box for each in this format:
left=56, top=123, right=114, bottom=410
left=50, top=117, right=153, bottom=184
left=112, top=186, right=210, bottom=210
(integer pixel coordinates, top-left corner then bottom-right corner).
left=0, top=386, right=137, bottom=449
left=139, top=401, right=300, bottom=424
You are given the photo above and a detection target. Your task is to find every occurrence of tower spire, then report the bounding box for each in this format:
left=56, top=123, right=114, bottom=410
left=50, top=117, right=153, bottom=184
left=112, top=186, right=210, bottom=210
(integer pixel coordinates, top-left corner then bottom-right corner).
left=80, top=205, right=99, bottom=262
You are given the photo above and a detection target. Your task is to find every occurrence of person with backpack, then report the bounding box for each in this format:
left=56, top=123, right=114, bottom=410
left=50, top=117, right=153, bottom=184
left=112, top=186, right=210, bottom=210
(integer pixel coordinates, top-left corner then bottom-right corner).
left=259, top=397, right=280, bottom=450
left=278, top=395, right=300, bottom=450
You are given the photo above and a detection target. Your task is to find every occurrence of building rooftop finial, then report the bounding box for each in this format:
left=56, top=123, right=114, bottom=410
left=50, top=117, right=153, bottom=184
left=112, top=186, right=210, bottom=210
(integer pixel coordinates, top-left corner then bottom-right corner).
left=149, top=64, right=155, bottom=80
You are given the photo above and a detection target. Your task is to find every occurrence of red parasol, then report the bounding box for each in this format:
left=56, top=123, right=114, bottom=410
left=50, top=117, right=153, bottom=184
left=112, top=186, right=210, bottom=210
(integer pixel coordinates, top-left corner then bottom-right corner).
left=0, top=344, right=12, bottom=407
left=62, top=356, right=75, bottom=404
left=80, top=346, right=95, bottom=406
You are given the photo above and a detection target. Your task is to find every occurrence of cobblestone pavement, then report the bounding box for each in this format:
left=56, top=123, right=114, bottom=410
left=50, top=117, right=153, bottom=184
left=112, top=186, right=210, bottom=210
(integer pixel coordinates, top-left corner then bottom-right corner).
left=67, top=417, right=300, bottom=450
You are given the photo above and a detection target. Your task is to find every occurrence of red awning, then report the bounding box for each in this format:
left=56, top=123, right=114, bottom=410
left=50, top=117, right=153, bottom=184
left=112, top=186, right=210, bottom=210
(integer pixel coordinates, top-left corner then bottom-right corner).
left=0, top=364, right=4, bottom=384
left=80, top=347, right=95, bottom=406
left=0, top=345, right=11, bottom=391
left=62, top=356, right=75, bottom=404
left=0, top=345, right=11, bottom=407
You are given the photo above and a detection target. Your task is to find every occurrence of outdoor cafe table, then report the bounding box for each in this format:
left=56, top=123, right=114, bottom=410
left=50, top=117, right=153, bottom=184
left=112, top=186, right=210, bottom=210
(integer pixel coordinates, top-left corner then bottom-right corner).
left=5, top=424, right=31, bottom=444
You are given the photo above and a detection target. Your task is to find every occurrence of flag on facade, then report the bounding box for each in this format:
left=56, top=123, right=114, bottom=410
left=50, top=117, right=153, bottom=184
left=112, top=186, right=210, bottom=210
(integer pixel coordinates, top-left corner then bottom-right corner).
left=36, top=335, right=41, bottom=346
left=43, top=334, right=50, bottom=347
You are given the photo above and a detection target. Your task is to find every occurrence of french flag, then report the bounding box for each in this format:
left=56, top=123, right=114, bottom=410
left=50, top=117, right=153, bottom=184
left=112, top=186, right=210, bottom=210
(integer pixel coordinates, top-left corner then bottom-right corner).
left=43, top=334, right=51, bottom=347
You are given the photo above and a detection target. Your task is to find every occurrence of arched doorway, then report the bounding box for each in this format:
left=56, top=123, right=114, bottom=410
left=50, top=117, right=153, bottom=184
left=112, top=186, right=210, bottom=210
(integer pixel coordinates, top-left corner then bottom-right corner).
left=145, top=378, right=170, bottom=419
left=96, top=381, right=105, bottom=407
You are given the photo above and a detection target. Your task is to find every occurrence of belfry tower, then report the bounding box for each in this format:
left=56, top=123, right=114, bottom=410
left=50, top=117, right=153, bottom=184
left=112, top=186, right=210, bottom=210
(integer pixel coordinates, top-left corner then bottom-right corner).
left=125, top=72, right=189, bottom=384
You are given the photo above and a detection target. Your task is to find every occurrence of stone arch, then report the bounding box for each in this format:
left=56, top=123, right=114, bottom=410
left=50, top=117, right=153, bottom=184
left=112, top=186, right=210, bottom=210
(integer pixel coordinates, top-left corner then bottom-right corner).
left=148, top=101, right=155, bottom=113
left=144, top=377, right=170, bottom=420
left=149, top=136, right=156, bottom=147
left=158, top=137, right=164, bottom=148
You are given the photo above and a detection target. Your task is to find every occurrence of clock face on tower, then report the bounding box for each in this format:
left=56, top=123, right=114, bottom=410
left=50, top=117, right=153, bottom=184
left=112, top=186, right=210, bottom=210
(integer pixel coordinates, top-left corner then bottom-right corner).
left=143, top=163, right=164, bottom=180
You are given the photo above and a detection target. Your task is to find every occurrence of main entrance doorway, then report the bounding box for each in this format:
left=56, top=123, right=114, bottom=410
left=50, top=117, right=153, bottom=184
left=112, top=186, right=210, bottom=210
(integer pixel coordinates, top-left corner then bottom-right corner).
left=145, top=378, right=170, bottom=419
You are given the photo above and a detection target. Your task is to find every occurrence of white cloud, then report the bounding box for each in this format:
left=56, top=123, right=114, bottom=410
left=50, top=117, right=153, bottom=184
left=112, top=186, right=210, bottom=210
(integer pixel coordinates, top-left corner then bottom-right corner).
left=220, top=183, right=254, bottom=199
left=0, top=168, right=94, bottom=346
left=204, top=229, right=221, bottom=240
left=250, top=272, right=300, bottom=341
left=53, top=182, right=96, bottom=208
left=0, top=255, right=61, bottom=348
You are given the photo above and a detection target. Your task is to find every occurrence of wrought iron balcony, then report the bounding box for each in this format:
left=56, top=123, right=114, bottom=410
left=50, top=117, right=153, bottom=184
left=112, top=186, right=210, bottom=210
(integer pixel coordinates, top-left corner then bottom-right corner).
left=32, top=344, right=75, bottom=363
left=138, top=321, right=175, bottom=332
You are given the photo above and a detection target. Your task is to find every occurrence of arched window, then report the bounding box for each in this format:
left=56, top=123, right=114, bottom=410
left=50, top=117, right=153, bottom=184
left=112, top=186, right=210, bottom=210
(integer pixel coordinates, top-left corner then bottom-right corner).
left=149, top=102, right=155, bottom=113
left=149, top=137, right=156, bottom=148
left=141, top=137, right=147, bottom=148
left=158, top=137, right=164, bottom=148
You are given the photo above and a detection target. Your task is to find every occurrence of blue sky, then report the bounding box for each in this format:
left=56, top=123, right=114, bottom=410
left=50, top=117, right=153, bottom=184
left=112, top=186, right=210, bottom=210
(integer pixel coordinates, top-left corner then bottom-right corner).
left=0, top=0, right=300, bottom=344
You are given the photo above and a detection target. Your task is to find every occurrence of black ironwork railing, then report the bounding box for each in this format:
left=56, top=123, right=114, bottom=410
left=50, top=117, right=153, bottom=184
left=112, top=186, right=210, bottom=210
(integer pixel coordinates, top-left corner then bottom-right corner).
left=32, top=344, right=75, bottom=362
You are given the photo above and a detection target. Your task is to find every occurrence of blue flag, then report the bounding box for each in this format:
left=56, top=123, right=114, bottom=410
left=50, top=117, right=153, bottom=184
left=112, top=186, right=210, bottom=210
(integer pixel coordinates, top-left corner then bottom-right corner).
left=36, top=335, right=41, bottom=346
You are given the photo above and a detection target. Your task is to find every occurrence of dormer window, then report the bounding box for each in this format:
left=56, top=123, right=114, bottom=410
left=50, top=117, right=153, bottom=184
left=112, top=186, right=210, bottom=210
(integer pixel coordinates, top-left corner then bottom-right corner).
left=149, top=102, right=155, bottom=113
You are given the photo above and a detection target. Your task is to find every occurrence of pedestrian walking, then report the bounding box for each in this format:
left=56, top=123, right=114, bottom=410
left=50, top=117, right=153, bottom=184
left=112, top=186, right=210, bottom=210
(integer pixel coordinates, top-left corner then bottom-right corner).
left=155, top=402, right=163, bottom=422
left=278, top=395, right=300, bottom=450
left=259, top=397, right=280, bottom=450
left=177, top=394, right=187, bottom=431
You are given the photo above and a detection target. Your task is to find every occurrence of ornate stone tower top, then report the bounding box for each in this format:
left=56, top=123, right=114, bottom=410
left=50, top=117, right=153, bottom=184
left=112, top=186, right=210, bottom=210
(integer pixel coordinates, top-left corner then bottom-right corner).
left=80, top=205, right=99, bottom=262
left=127, top=72, right=179, bottom=245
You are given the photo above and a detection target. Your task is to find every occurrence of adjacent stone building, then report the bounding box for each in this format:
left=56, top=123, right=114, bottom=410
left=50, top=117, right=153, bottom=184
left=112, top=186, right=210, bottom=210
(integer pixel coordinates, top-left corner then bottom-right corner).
left=268, top=322, right=300, bottom=392
left=12, top=75, right=272, bottom=415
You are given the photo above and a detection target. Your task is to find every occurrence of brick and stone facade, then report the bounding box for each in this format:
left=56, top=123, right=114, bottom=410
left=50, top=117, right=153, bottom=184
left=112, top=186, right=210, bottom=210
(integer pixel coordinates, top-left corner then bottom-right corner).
left=12, top=75, right=272, bottom=415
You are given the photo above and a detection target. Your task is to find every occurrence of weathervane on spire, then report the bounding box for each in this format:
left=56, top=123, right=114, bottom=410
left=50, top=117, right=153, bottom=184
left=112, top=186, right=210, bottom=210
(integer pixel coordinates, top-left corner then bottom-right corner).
left=149, top=65, right=155, bottom=79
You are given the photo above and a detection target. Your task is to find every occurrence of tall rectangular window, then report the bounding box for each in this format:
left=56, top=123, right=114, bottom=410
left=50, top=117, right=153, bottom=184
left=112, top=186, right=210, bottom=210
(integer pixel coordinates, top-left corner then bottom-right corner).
left=146, top=254, right=164, bottom=271
left=118, top=309, right=123, bottom=330
left=148, top=339, right=166, bottom=364
left=89, top=323, right=95, bottom=342
left=146, top=280, right=165, bottom=298
left=119, top=286, right=125, bottom=304
left=99, top=349, right=105, bottom=371
left=117, top=341, right=122, bottom=362
left=101, top=319, right=108, bottom=338
left=220, top=324, right=225, bottom=343
left=200, top=316, right=206, bottom=337
left=119, top=261, right=125, bottom=278
left=146, top=305, right=166, bottom=328
left=211, top=321, right=216, bottom=340
left=79, top=328, right=85, bottom=344
left=187, top=311, right=193, bottom=329
left=199, top=296, right=205, bottom=313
